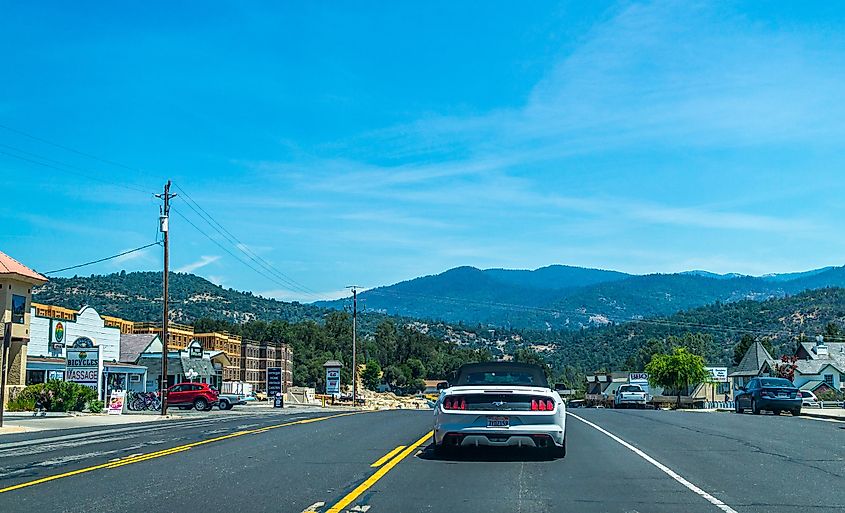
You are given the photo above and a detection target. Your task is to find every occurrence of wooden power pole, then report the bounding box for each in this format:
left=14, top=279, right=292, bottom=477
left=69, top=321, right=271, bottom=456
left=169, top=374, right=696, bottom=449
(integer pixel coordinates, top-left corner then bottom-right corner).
left=156, top=181, right=176, bottom=415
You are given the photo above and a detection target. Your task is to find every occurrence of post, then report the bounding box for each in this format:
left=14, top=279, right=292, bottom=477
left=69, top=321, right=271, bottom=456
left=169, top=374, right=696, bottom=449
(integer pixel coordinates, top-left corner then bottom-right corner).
left=352, top=287, right=357, bottom=406
left=156, top=181, right=176, bottom=415
left=0, top=322, right=11, bottom=428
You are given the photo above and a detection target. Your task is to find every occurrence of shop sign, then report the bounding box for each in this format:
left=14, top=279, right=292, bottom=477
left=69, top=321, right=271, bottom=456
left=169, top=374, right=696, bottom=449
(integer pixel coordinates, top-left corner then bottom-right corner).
left=66, top=337, right=100, bottom=392
left=50, top=320, right=65, bottom=351
left=706, top=367, right=728, bottom=383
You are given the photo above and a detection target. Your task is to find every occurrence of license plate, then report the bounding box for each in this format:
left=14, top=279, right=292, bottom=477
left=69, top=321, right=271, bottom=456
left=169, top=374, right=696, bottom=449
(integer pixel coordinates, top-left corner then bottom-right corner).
left=487, top=416, right=509, bottom=428
left=777, top=392, right=788, bottom=398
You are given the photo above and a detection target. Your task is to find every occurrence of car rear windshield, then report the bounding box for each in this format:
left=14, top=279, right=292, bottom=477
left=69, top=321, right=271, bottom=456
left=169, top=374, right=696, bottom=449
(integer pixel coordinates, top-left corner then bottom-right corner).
left=454, top=364, right=548, bottom=387
left=759, top=378, right=794, bottom=387
left=620, top=385, right=643, bottom=392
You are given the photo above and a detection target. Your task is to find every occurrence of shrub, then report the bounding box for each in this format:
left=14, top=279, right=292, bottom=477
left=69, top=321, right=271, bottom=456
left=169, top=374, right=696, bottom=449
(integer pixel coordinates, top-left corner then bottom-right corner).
left=6, top=380, right=97, bottom=412
left=87, top=400, right=105, bottom=413
left=816, top=389, right=844, bottom=402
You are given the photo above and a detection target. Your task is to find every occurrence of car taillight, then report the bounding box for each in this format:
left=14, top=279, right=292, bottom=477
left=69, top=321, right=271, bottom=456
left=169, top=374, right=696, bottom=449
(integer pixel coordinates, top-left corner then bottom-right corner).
left=443, top=396, right=466, bottom=410
left=531, top=398, right=555, bottom=411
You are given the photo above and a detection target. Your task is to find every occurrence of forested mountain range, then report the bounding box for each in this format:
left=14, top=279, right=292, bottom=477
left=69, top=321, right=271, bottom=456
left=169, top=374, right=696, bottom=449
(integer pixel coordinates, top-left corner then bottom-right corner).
left=34, top=271, right=328, bottom=324
left=318, top=264, right=845, bottom=329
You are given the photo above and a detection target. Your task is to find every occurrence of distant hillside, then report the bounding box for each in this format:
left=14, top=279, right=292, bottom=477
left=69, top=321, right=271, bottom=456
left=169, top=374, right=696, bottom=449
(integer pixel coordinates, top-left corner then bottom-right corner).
left=33, top=271, right=328, bottom=324
left=318, top=264, right=845, bottom=329
left=317, top=265, right=629, bottom=327
left=540, top=287, right=845, bottom=373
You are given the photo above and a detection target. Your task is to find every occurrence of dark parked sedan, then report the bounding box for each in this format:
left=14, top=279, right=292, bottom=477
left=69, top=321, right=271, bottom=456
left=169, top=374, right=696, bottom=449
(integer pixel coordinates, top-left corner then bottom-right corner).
left=735, top=377, right=801, bottom=416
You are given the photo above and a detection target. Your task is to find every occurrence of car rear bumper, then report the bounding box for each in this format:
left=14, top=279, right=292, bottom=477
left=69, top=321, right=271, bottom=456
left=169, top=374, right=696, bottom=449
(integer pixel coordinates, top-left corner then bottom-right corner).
left=434, top=416, right=565, bottom=447
left=757, top=398, right=801, bottom=410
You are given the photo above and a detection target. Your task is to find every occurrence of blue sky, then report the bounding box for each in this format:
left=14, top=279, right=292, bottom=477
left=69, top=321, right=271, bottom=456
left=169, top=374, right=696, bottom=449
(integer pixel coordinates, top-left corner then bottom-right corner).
left=3, top=1, right=845, bottom=301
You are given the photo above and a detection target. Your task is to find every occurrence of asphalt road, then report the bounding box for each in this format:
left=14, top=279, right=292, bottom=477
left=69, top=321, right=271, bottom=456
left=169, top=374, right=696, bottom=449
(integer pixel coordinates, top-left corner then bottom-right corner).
left=0, top=408, right=842, bottom=513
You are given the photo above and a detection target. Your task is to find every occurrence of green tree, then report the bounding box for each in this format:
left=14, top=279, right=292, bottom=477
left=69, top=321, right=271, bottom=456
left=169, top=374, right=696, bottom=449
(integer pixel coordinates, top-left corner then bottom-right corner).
left=645, top=347, right=711, bottom=409
left=406, top=358, right=425, bottom=379
left=361, top=360, right=382, bottom=390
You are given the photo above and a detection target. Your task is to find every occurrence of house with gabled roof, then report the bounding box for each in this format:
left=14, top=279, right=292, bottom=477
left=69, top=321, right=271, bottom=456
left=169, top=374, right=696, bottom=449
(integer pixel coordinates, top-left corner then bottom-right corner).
left=729, top=341, right=776, bottom=389
left=792, top=339, right=845, bottom=394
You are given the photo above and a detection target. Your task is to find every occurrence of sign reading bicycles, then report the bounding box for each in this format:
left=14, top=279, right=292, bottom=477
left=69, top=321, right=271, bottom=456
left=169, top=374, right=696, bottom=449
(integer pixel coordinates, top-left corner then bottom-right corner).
left=66, top=336, right=102, bottom=394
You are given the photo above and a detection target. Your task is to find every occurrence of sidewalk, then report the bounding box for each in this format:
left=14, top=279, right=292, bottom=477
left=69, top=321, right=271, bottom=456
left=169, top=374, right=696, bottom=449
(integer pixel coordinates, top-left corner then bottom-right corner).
left=0, top=411, right=179, bottom=435
left=801, top=407, right=845, bottom=420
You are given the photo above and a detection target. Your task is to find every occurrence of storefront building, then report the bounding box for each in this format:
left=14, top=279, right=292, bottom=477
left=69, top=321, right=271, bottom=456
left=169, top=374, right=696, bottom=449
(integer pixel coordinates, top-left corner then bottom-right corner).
left=1, top=250, right=48, bottom=405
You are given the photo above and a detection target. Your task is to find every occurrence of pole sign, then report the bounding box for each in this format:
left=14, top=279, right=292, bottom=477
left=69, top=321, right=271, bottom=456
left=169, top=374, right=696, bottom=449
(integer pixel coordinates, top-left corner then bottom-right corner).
left=66, top=337, right=101, bottom=393
left=706, top=367, right=728, bottom=383
left=267, top=367, right=282, bottom=397
left=326, top=367, right=341, bottom=395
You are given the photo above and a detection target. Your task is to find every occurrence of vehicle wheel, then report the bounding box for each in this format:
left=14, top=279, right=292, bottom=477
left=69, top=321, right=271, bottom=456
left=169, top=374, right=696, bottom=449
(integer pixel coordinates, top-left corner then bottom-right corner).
left=194, top=398, right=208, bottom=411
left=433, top=441, right=449, bottom=457
left=735, top=402, right=744, bottom=414
left=751, top=399, right=761, bottom=415
left=226, top=403, right=234, bottom=410
left=792, top=408, right=801, bottom=416
left=218, top=400, right=229, bottom=411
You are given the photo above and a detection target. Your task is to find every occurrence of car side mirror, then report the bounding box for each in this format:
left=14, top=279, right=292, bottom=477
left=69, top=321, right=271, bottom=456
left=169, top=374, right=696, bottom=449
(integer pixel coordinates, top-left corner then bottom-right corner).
left=436, top=381, right=449, bottom=390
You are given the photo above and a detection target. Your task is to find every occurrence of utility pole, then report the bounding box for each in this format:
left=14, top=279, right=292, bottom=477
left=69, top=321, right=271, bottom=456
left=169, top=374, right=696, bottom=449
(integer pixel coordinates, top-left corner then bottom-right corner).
left=156, top=181, right=176, bottom=416
left=346, top=285, right=360, bottom=406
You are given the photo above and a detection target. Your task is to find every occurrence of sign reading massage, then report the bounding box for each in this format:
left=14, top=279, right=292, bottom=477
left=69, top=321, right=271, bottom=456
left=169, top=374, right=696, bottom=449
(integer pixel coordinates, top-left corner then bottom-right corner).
left=66, top=336, right=101, bottom=393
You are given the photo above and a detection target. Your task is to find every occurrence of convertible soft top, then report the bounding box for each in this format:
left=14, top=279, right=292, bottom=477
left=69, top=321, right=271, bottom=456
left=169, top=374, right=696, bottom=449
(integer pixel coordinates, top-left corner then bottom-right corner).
left=454, top=362, right=549, bottom=388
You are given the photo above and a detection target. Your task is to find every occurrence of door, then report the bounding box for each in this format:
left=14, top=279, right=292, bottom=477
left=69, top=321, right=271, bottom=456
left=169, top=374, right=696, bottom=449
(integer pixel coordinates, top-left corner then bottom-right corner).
left=167, top=384, right=186, bottom=405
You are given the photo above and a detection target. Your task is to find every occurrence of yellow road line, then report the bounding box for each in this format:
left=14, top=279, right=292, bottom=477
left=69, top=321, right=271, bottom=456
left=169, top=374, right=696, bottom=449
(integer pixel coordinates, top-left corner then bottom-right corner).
left=0, top=411, right=363, bottom=494
left=326, top=431, right=432, bottom=513
left=370, top=445, right=406, bottom=467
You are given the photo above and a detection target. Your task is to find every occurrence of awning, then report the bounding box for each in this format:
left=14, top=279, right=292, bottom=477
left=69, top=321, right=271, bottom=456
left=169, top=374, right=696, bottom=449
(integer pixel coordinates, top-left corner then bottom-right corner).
left=104, top=363, right=147, bottom=375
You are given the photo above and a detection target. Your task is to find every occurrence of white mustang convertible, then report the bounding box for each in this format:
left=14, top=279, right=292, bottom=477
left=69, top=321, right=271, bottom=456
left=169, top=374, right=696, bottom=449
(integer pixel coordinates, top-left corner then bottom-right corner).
left=433, top=362, right=566, bottom=457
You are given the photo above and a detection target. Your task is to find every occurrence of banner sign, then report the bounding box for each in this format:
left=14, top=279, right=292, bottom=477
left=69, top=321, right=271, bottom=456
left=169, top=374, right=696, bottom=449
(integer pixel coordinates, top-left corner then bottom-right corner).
left=66, top=337, right=101, bottom=393
left=706, top=367, right=728, bottom=383
left=326, top=368, right=340, bottom=395
left=267, top=367, right=282, bottom=397
left=108, top=391, right=126, bottom=415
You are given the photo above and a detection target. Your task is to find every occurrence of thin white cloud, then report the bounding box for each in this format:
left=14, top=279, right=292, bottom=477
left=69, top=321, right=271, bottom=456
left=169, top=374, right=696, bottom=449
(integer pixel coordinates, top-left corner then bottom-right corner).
left=175, top=255, right=221, bottom=273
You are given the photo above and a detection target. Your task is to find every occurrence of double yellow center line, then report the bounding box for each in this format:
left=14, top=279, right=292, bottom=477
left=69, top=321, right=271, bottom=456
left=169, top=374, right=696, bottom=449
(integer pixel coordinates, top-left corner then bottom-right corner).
left=0, top=412, right=361, bottom=494
left=326, top=431, right=432, bottom=513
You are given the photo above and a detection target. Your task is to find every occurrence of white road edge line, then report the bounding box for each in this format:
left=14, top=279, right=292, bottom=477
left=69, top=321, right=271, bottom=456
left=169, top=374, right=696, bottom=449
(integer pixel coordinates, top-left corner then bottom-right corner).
left=567, top=412, right=739, bottom=513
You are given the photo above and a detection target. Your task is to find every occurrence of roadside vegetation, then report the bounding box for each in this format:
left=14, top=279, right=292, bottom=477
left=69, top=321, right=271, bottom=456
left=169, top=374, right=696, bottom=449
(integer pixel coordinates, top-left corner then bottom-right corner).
left=7, top=381, right=97, bottom=412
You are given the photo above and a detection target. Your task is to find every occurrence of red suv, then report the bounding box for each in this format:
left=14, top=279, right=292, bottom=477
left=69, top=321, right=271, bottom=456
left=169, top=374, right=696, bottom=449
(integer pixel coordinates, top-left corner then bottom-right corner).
left=163, top=382, right=219, bottom=411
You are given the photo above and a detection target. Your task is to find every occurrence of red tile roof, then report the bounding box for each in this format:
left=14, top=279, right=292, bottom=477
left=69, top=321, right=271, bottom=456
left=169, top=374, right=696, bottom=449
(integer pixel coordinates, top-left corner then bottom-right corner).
left=0, top=250, right=48, bottom=283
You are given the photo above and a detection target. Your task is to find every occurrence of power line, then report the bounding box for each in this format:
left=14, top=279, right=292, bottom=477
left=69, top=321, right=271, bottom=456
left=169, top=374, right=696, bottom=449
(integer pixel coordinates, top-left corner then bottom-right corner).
left=172, top=183, right=320, bottom=298
left=44, top=242, right=162, bottom=274
left=170, top=207, right=320, bottom=299
left=0, top=146, right=152, bottom=194
left=0, top=123, right=147, bottom=175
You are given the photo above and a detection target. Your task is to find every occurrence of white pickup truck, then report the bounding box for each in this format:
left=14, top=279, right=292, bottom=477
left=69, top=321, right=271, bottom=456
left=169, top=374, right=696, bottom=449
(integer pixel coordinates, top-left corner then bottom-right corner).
left=614, top=384, right=649, bottom=409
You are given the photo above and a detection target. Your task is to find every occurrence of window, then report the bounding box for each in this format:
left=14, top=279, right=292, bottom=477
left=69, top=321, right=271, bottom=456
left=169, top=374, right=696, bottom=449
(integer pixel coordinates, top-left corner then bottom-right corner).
left=11, top=294, right=26, bottom=324
left=823, top=374, right=834, bottom=386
